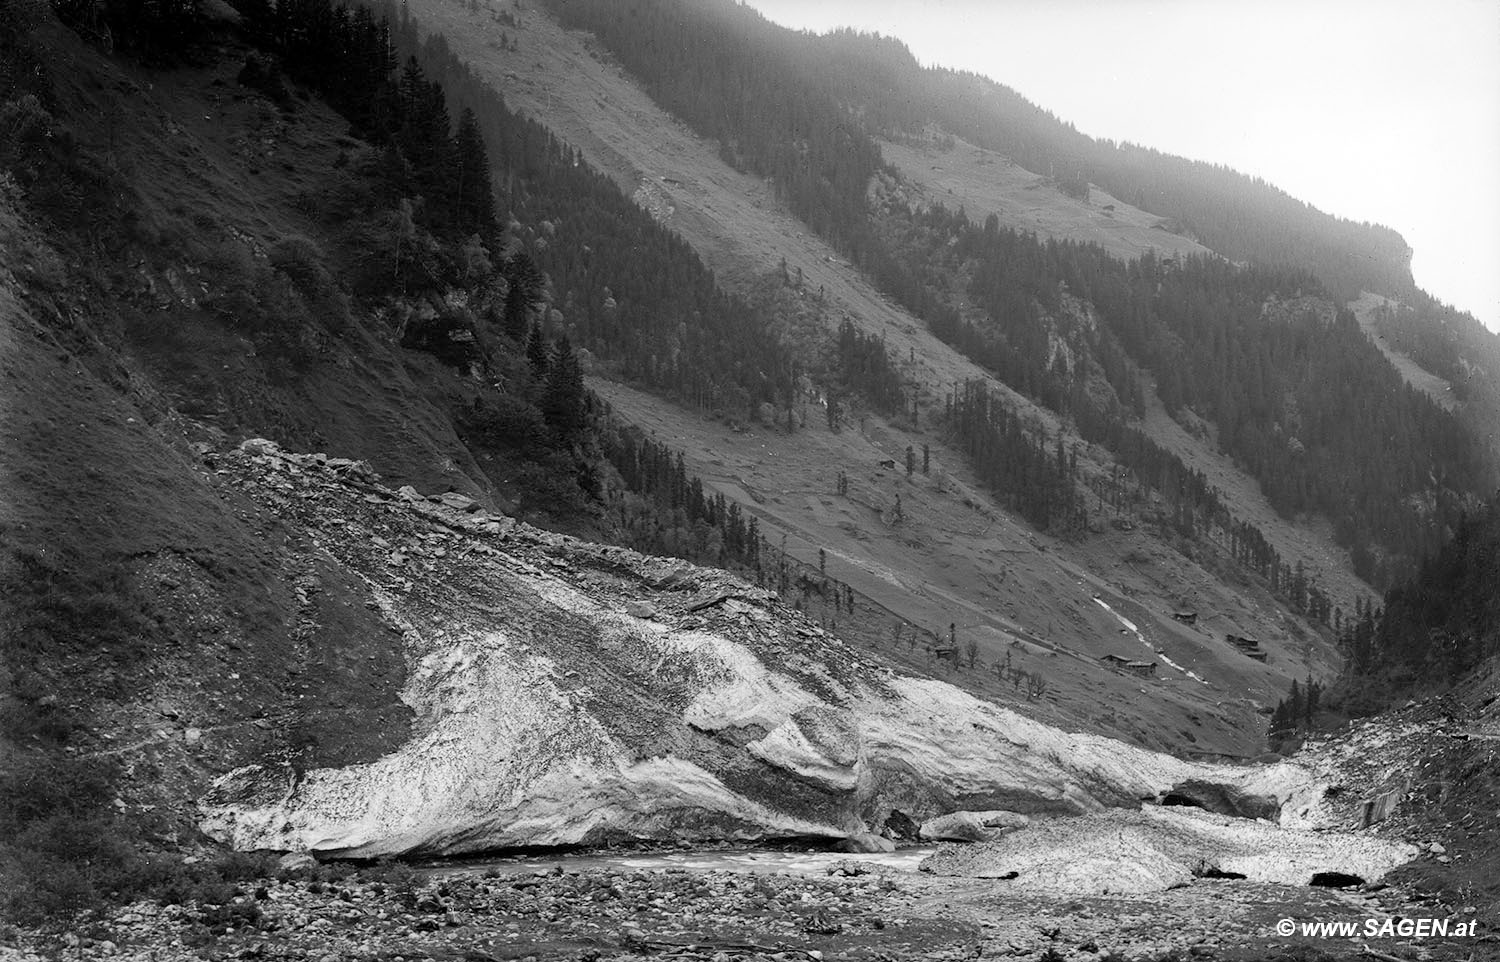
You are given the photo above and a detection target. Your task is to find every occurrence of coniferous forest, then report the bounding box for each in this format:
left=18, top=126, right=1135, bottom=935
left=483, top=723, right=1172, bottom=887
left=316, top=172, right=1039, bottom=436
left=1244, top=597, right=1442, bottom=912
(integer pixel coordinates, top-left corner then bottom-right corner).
left=75, top=0, right=1479, bottom=603
left=544, top=0, right=1492, bottom=593
left=22, top=0, right=1483, bottom=624
left=241, top=0, right=796, bottom=424
left=16, top=0, right=1494, bottom=667
left=1336, top=494, right=1500, bottom=708
left=546, top=0, right=1416, bottom=307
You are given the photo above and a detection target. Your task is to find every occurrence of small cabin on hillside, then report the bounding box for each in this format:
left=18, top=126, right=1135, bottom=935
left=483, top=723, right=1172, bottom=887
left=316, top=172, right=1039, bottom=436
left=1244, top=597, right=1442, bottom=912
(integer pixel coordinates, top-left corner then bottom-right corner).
left=929, top=644, right=960, bottom=665
left=1100, top=653, right=1157, bottom=677
left=1226, top=633, right=1269, bottom=663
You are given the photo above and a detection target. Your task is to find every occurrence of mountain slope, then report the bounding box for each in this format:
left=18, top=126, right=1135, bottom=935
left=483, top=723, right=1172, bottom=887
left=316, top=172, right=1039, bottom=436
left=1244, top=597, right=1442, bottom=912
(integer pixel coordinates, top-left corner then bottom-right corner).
left=780, top=18, right=1417, bottom=307
left=526, top=0, right=1489, bottom=588
left=877, top=131, right=1212, bottom=264
left=403, top=0, right=1373, bottom=745
left=7, top=0, right=1467, bottom=767
left=0, top=172, right=415, bottom=918
left=0, top=2, right=807, bottom=913
left=3, top=2, right=1495, bottom=946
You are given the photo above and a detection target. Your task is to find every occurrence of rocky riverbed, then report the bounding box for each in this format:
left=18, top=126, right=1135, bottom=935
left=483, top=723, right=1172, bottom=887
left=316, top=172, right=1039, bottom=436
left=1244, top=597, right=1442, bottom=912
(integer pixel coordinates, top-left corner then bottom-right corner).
left=2, top=848, right=1486, bottom=962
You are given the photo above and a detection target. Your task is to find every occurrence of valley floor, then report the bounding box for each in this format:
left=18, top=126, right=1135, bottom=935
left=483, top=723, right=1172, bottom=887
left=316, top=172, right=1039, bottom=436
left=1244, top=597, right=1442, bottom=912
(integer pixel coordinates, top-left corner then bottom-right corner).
left=4, top=853, right=1487, bottom=962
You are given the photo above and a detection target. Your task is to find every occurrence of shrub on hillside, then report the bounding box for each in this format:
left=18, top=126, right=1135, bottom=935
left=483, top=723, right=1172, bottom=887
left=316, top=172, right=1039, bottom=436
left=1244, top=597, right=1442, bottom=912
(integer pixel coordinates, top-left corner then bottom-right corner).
left=460, top=393, right=551, bottom=452
left=0, top=545, right=291, bottom=925
left=207, top=262, right=315, bottom=365
left=0, top=775, right=284, bottom=924
left=400, top=303, right=485, bottom=369
left=3, top=548, right=154, bottom=666
left=0, top=94, right=96, bottom=223
left=0, top=755, right=135, bottom=923
left=513, top=451, right=593, bottom=519
left=236, top=54, right=292, bottom=110
left=269, top=235, right=351, bottom=334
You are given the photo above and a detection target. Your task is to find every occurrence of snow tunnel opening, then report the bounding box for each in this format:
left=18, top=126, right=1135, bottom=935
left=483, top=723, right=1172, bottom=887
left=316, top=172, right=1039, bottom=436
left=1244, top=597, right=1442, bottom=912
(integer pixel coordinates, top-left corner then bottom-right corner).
left=1309, top=872, right=1365, bottom=888
left=883, top=810, right=919, bottom=841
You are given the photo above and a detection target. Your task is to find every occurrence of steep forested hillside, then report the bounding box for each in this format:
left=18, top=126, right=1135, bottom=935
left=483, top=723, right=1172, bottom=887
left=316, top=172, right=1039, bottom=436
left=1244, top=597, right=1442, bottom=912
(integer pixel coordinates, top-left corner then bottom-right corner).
left=542, top=0, right=1491, bottom=589
left=1365, top=292, right=1500, bottom=473
left=240, top=0, right=799, bottom=421
left=0, top=0, right=834, bottom=915
left=545, top=0, right=1414, bottom=306
left=908, top=68, right=1417, bottom=305
left=1338, top=494, right=1500, bottom=709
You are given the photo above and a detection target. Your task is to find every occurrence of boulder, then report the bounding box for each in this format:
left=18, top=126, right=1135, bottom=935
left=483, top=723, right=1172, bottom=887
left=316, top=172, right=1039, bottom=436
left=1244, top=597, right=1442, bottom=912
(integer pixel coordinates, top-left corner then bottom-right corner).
left=976, top=810, right=1031, bottom=830
left=326, top=457, right=374, bottom=481
left=1160, top=779, right=1282, bottom=821
left=842, top=832, right=895, bottom=854
left=626, top=601, right=659, bottom=619
left=434, top=492, right=480, bottom=513
left=920, top=811, right=993, bottom=843
left=397, top=485, right=422, bottom=502
left=240, top=438, right=281, bottom=457
left=1359, top=780, right=1407, bottom=827
left=276, top=852, right=319, bottom=874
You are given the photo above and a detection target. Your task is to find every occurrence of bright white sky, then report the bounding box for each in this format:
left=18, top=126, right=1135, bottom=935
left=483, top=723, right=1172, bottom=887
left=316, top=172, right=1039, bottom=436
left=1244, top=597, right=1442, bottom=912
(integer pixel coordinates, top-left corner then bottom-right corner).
left=748, top=0, right=1500, bottom=331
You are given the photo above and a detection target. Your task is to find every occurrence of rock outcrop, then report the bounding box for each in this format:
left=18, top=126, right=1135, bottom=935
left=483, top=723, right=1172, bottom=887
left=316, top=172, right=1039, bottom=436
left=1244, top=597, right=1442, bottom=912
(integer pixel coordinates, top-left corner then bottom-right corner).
left=199, top=440, right=1354, bottom=859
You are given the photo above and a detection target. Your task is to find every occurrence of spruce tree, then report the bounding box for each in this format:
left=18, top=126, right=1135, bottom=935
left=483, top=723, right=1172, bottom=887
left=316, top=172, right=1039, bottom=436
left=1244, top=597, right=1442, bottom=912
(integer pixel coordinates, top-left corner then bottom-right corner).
left=452, top=107, right=496, bottom=235
left=501, top=251, right=542, bottom=339
left=543, top=335, right=586, bottom=441
left=525, top=321, right=550, bottom=375
left=236, top=0, right=274, bottom=43
left=393, top=58, right=455, bottom=227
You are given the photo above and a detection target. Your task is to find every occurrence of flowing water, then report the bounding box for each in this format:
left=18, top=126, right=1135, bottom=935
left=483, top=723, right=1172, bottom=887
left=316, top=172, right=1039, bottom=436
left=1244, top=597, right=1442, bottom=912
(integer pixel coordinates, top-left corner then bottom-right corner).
left=424, top=846, right=938, bottom=878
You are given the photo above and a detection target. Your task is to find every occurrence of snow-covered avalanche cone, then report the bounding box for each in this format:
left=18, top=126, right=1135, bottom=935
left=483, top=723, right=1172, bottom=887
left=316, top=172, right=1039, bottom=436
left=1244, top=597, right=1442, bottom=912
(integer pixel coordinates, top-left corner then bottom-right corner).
left=200, top=439, right=1355, bottom=859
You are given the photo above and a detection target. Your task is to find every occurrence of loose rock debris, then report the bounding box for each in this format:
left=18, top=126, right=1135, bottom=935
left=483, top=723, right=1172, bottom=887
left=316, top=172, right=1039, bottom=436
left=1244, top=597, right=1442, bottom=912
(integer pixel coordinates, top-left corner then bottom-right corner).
left=1, top=860, right=1483, bottom=962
